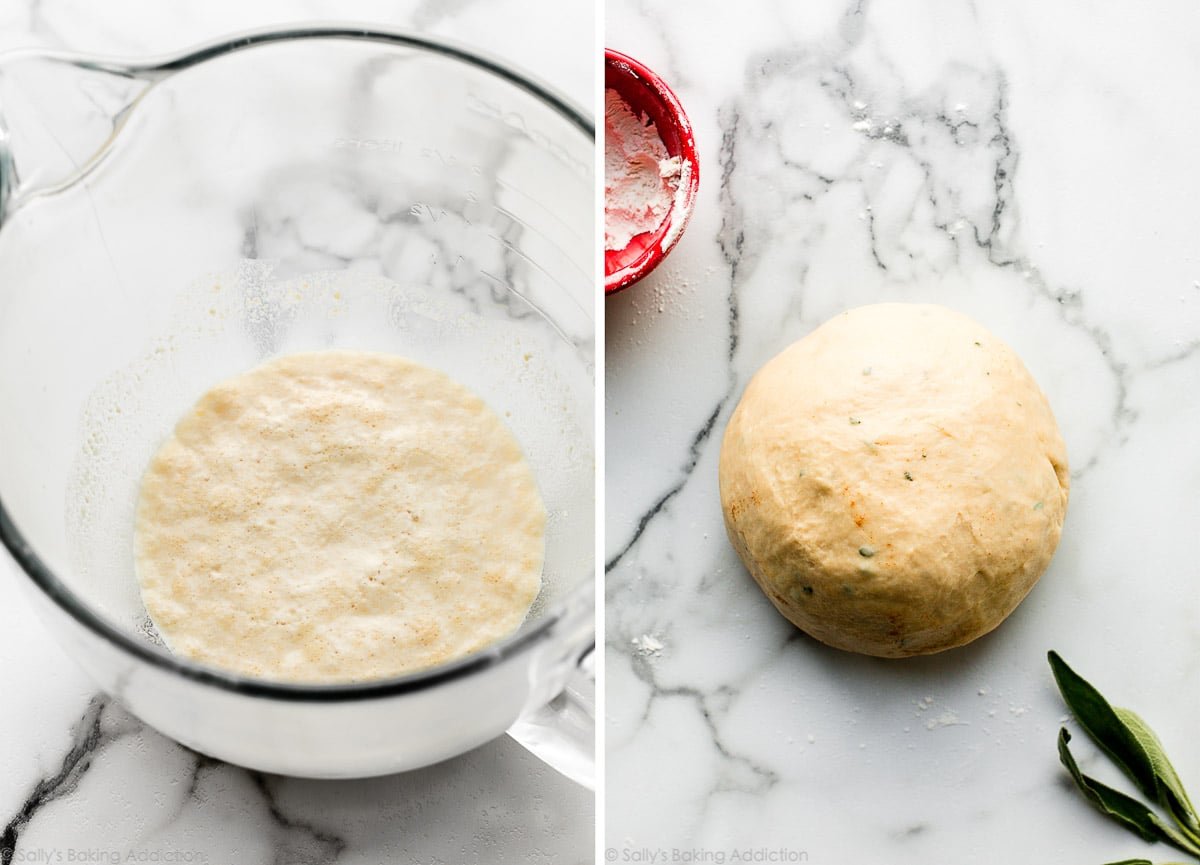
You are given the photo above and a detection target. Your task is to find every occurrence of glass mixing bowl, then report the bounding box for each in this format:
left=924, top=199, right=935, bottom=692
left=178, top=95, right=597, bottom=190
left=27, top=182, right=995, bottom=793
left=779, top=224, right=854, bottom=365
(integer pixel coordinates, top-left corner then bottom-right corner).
left=0, top=27, right=595, bottom=783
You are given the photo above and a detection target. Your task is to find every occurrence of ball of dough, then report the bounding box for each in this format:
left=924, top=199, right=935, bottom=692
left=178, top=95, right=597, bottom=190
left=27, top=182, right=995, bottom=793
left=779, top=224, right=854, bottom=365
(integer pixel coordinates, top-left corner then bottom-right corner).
left=719, top=303, right=1069, bottom=658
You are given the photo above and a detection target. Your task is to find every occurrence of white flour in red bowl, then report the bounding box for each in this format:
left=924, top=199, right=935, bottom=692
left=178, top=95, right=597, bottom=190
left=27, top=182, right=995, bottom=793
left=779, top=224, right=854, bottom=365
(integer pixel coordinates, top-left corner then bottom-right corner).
left=603, top=88, right=683, bottom=252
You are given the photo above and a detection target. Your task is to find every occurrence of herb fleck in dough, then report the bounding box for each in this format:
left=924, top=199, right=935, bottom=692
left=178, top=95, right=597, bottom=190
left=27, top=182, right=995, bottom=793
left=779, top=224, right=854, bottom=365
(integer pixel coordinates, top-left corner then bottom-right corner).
left=719, top=303, right=1069, bottom=658
left=134, top=351, right=545, bottom=683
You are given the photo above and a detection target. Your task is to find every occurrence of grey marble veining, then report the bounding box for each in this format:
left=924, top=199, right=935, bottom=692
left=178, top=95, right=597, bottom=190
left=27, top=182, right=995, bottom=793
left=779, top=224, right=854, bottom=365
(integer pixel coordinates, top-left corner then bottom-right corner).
left=1, top=684, right=590, bottom=863
left=606, top=0, right=1200, bottom=861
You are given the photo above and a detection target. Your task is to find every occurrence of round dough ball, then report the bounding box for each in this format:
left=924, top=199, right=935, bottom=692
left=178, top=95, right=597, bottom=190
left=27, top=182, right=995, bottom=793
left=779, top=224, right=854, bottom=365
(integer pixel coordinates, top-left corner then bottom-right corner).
left=719, top=303, right=1069, bottom=658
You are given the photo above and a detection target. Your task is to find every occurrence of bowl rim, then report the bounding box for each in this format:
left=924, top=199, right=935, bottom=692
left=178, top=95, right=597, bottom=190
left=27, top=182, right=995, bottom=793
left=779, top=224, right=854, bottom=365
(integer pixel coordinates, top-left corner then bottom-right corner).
left=0, top=23, right=596, bottom=703
left=603, top=48, right=700, bottom=295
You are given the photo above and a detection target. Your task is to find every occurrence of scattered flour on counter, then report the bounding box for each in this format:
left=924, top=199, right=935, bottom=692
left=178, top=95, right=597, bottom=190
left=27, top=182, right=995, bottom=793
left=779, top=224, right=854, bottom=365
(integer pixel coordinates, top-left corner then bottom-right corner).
left=913, top=695, right=969, bottom=730
left=926, top=710, right=968, bottom=730
left=631, top=633, right=665, bottom=657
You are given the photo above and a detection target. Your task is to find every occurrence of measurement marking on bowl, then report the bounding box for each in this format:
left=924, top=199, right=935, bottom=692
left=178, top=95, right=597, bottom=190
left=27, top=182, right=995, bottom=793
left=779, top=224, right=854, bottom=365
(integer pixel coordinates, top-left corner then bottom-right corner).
left=493, top=204, right=590, bottom=283
left=494, top=175, right=588, bottom=244
left=411, top=201, right=472, bottom=226
left=479, top=269, right=572, bottom=346
left=493, top=203, right=537, bottom=233
left=486, top=233, right=574, bottom=295
left=419, top=147, right=482, bottom=174
left=429, top=253, right=468, bottom=268
left=466, top=92, right=590, bottom=178
left=407, top=201, right=587, bottom=306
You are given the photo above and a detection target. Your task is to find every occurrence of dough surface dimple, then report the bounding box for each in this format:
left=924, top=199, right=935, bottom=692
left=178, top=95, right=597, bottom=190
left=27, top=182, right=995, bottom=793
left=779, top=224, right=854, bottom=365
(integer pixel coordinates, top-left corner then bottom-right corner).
left=718, top=303, right=1069, bottom=658
left=134, top=350, right=545, bottom=683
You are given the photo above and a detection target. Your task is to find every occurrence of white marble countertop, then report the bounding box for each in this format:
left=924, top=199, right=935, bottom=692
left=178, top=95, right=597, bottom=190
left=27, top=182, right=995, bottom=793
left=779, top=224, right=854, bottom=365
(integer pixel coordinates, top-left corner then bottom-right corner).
left=0, top=2, right=593, bottom=863
left=605, top=1, right=1200, bottom=861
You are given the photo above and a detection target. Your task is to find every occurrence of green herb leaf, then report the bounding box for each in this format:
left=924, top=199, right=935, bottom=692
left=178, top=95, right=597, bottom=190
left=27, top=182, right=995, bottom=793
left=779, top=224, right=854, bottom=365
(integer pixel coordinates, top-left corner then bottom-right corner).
left=1048, top=652, right=1200, bottom=840
left=1057, top=729, right=1199, bottom=855
left=1115, top=707, right=1200, bottom=837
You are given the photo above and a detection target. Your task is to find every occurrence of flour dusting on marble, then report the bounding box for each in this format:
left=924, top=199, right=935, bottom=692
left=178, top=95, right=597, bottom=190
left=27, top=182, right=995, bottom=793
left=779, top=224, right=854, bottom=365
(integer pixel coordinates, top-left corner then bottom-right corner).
left=631, top=633, right=665, bottom=656
left=925, top=710, right=968, bottom=731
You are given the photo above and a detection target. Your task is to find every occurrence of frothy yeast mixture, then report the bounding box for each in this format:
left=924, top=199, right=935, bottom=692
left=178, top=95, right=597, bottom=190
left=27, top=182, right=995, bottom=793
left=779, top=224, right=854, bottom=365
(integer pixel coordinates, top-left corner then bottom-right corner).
left=133, top=351, right=545, bottom=683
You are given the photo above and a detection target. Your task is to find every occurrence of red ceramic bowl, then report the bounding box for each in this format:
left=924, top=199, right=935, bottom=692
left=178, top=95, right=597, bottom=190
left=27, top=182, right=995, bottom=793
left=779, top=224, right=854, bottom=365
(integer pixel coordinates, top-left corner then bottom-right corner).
left=604, top=49, right=700, bottom=295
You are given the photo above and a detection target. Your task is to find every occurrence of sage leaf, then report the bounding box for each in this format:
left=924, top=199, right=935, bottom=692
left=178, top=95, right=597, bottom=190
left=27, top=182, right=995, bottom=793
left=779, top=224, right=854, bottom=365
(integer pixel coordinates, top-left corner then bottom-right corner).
left=1048, top=651, right=1200, bottom=839
left=1115, top=706, right=1200, bottom=838
left=1057, top=729, right=1200, bottom=856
